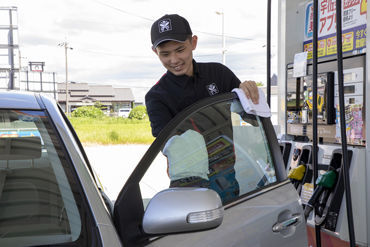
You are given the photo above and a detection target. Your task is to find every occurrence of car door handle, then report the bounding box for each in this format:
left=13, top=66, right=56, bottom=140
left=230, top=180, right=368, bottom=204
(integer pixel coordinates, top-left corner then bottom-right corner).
left=272, top=214, right=301, bottom=232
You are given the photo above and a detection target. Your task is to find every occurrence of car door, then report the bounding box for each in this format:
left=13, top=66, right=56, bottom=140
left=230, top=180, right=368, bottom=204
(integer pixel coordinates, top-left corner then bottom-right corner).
left=113, top=92, right=308, bottom=247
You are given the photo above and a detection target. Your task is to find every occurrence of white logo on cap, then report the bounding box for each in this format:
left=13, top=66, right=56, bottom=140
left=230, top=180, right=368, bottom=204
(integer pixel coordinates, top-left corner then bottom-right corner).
left=206, top=83, right=219, bottom=96
left=159, top=19, right=172, bottom=33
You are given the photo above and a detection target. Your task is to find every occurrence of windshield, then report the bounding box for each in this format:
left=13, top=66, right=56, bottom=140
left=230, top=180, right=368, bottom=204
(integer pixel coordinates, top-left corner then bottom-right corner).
left=0, top=110, right=95, bottom=247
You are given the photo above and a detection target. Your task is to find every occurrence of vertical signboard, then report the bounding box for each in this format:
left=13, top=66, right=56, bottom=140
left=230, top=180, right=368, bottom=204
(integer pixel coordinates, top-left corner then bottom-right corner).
left=303, top=0, right=367, bottom=59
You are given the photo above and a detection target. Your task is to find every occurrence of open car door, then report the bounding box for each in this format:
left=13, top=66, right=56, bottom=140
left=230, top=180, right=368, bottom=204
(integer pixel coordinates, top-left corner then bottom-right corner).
left=113, top=92, right=308, bottom=247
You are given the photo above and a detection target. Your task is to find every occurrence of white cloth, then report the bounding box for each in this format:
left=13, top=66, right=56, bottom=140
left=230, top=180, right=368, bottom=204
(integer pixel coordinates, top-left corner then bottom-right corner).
left=232, top=88, right=271, bottom=117
left=162, top=130, right=209, bottom=181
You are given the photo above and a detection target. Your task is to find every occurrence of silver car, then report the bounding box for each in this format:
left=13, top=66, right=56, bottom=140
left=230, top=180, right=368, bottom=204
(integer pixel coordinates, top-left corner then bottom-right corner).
left=0, top=91, right=308, bottom=246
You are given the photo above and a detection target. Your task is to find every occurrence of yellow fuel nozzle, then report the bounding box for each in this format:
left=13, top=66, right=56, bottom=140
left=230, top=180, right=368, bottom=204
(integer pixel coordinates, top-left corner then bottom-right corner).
left=306, top=95, right=324, bottom=111
left=317, top=95, right=324, bottom=112
left=288, top=164, right=306, bottom=181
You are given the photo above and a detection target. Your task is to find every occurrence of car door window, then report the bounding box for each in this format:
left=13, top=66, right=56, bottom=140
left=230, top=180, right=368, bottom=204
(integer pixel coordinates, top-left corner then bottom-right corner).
left=0, top=110, right=99, bottom=247
left=139, top=98, right=277, bottom=205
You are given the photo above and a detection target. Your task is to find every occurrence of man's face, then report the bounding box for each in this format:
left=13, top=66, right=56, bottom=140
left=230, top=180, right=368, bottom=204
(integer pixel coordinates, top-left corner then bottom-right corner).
left=154, top=36, right=197, bottom=77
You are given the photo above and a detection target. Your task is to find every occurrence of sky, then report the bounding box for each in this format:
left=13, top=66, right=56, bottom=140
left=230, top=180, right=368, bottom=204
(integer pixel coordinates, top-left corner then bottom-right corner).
left=1, top=0, right=278, bottom=102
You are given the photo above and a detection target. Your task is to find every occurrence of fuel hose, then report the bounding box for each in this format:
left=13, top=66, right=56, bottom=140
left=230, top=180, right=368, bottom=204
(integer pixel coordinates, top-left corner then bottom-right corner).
left=335, top=0, right=356, bottom=246
left=312, top=1, right=321, bottom=246
left=266, top=0, right=271, bottom=107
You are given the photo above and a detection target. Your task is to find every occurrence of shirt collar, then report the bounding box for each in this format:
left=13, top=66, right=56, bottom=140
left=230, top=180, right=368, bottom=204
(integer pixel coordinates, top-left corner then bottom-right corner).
left=166, top=59, right=199, bottom=78
left=166, top=59, right=199, bottom=87
left=193, top=59, right=199, bottom=76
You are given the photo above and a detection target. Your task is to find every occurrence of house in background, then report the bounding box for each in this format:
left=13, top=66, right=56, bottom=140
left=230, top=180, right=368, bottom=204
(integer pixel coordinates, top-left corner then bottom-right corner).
left=57, top=82, right=135, bottom=114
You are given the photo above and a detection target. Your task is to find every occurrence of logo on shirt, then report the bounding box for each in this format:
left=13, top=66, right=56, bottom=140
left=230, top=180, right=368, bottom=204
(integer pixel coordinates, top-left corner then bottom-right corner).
left=206, top=83, right=219, bottom=96
left=158, top=19, right=172, bottom=33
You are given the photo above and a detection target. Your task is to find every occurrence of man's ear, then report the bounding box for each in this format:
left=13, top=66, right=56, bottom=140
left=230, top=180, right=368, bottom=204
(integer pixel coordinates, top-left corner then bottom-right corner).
left=191, top=35, right=198, bottom=50
left=152, top=47, right=158, bottom=55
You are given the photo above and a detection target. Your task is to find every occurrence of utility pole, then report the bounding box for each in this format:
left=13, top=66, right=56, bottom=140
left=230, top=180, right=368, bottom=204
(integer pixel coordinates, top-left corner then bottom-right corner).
left=0, top=7, right=19, bottom=90
left=58, top=41, right=72, bottom=114
left=216, top=11, right=226, bottom=65
left=8, top=8, right=14, bottom=89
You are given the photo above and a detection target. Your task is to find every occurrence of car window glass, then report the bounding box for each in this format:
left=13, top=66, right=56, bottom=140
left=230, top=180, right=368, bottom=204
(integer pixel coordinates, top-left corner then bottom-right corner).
left=0, top=110, right=89, bottom=246
left=140, top=154, right=169, bottom=208
left=139, top=99, right=277, bottom=205
left=231, top=110, right=276, bottom=195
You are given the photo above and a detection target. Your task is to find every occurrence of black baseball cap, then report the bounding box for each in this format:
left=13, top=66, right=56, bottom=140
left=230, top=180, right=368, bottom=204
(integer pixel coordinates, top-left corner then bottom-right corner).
left=151, top=14, right=192, bottom=49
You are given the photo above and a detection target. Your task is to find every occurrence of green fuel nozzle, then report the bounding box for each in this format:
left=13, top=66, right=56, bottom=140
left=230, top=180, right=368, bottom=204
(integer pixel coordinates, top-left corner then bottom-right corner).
left=304, top=170, right=338, bottom=219
left=316, top=170, right=337, bottom=188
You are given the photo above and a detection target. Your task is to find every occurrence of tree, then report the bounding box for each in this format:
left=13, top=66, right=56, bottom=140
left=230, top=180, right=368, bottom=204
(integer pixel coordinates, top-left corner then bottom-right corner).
left=129, top=105, right=147, bottom=120
left=94, top=101, right=103, bottom=109
left=94, top=101, right=107, bottom=111
left=71, top=106, right=104, bottom=118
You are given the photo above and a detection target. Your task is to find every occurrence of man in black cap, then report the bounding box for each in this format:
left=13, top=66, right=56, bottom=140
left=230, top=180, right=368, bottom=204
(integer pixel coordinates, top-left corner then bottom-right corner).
left=146, top=14, right=260, bottom=137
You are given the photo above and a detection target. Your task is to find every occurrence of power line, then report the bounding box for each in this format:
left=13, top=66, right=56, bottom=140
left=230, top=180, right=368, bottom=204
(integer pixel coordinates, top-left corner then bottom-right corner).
left=72, top=47, right=223, bottom=59
left=92, top=0, right=153, bottom=22
left=77, top=48, right=133, bottom=57
left=74, top=47, right=261, bottom=62
left=92, top=0, right=254, bottom=41
left=195, top=30, right=254, bottom=41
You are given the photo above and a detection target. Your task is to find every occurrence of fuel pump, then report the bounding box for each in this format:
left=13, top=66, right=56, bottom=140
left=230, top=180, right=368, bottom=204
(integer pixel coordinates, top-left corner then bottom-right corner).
left=278, top=0, right=367, bottom=246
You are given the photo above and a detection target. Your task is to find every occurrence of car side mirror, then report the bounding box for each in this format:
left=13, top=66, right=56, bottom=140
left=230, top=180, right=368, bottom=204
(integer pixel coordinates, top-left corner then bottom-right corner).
left=142, top=187, right=223, bottom=235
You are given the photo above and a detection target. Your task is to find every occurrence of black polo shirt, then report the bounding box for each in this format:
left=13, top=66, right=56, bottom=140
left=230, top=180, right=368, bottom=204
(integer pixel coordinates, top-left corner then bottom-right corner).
left=145, top=60, right=241, bottom=137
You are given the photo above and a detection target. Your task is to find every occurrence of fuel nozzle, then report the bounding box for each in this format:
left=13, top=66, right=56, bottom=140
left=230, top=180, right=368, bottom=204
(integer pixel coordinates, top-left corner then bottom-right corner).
left=288, top=163, right=306, bottom=189
left=288, top=163, right=306, bottom=181
left=304, top=169, right=337, bottom=219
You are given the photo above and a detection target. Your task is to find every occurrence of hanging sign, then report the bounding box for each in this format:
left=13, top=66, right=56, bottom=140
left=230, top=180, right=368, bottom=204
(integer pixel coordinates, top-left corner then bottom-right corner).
left=29, top=62, right=45, bottom=72
left=293, top=51, right=308, bottom=77
left=303, top=0, right=367, bottom=59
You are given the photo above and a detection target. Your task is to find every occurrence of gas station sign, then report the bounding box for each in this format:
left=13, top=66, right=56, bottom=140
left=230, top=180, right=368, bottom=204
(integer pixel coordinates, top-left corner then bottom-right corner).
left=303, top=0, right=367, bottom=59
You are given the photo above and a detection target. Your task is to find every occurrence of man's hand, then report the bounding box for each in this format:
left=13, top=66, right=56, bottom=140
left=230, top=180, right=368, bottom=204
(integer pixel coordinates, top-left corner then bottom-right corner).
left=239, top=80, right=259, bottom=104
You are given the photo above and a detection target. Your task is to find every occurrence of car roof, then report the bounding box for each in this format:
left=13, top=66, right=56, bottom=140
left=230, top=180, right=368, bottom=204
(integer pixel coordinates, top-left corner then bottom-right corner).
left=0, top=90, right=42, bottom=110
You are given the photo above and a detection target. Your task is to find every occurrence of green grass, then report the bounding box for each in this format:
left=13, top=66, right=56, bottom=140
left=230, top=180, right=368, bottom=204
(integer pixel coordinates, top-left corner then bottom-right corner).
left=68, top=117, right=155, bottom=145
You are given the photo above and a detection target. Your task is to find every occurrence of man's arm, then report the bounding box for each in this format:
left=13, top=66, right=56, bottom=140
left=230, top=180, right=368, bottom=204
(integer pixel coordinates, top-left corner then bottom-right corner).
left=239, top=80, right=259, bottom=104
left=218, top=64, right=259, bottom=104
left=145, top=93, right=173, bottom=137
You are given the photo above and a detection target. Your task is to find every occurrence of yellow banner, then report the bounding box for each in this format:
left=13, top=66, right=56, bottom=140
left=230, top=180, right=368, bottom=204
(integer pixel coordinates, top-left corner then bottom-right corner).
left=304, top=39, right=327, bottom=59
left=326, top=32, right=354, bottom=55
